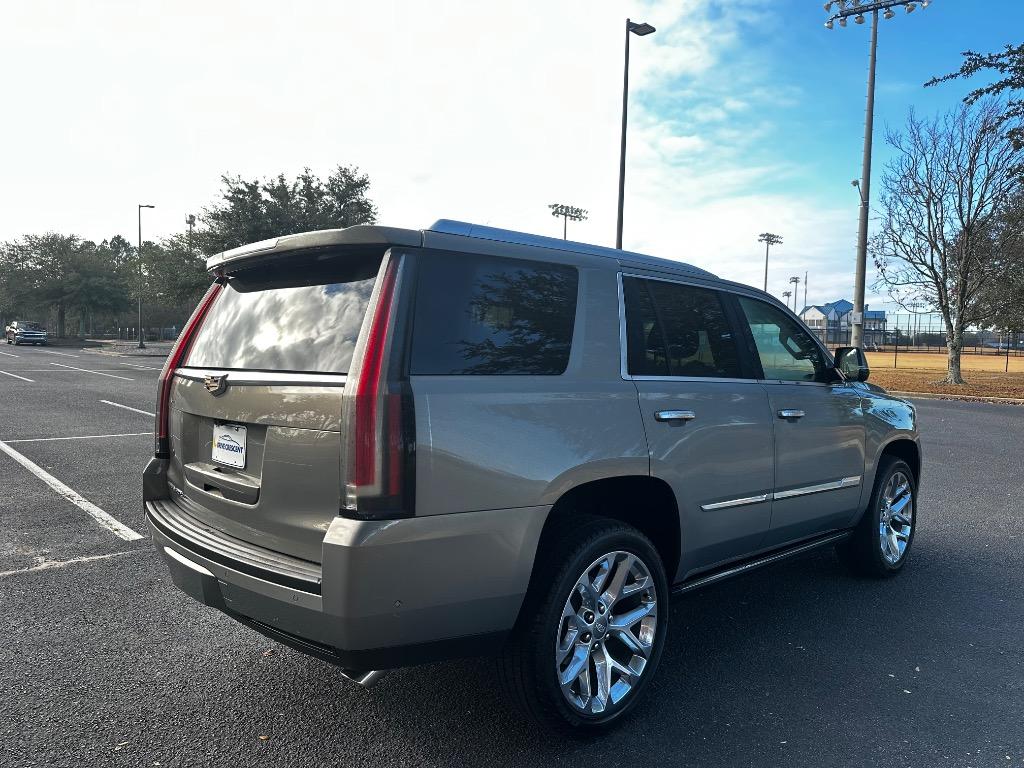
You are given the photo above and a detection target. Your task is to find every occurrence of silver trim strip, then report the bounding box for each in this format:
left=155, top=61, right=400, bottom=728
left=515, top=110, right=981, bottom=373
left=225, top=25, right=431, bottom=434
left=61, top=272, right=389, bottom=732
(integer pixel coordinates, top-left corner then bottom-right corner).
left=163, top=546, right=215, bottom=578
left=673, top=531, right=851, bottom=595
left=176, top=368, right=348, bottom=387
left=700, top=476, right=860, bottom=511
left=701, top=493, right=770, bottom=512
left=772, top=475, right=861, bottom=501
left=616, top=272, right=630, bottom=381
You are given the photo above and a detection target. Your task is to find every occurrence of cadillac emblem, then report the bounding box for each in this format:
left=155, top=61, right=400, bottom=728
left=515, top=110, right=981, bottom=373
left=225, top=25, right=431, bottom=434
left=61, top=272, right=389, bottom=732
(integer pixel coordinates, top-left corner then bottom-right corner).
left=204, top=374, right=228, bottom=396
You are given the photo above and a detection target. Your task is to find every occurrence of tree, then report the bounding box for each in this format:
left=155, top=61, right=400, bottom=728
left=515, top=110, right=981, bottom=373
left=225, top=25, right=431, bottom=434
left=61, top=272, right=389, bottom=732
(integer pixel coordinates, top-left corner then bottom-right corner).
left=144, top=234, right=211, bottom=309
left=975, top=193, right=1024, bottom=333
left=198, top=165, right=378, bottom=254
left=927, top=43, right=1024, bottom=151
left=872, top=99, right=1024, bottom=384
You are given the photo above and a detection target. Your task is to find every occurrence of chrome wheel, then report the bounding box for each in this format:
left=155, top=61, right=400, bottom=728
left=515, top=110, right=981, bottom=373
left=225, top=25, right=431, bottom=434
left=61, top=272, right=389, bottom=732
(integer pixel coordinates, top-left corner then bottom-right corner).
left=879, top=470, right=913, bottom=565
left=555, top=551, right=658, bottom=716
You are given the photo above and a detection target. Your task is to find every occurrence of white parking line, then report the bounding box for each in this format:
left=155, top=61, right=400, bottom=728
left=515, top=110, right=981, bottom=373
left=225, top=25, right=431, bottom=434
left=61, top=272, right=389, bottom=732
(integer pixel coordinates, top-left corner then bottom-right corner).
left=38, top=350, right=79, bottom=357
left=100, top=400, right=156, bottom=417
left=49, top=362, right=133, bottom=380
left=0, top=350, right=18, bottom=357
left=20, top=369, right=145, bottom=373
left=0, top=439, right=144, bottom=541
left=3, top=432, right=153, bottom=444
left=117, top=361, right=162, bottom=370
left=0, top=550, right=142, bottom=579
left=0, top=370, right=34, bottom=382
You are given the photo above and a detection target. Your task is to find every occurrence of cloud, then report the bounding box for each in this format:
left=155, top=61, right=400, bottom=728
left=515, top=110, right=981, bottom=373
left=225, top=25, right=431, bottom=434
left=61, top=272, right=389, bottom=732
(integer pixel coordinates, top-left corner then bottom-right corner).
left=0, top=0, right=876, bottom=307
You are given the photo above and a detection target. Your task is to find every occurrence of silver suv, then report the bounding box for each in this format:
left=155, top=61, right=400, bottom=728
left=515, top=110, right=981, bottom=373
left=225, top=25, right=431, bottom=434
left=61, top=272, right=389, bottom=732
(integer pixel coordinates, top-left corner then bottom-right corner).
left=145, top=220, right=921, bottom=735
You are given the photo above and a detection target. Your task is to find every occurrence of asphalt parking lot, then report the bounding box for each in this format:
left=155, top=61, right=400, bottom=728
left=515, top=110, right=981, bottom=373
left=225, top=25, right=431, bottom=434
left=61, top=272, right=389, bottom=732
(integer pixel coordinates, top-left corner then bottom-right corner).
left=2, top=344, right=1022, bottom=768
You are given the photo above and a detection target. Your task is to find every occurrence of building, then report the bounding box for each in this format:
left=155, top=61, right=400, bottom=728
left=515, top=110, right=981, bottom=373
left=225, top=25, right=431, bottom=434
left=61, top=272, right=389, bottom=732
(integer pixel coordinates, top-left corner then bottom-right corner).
left=799, top=300, right=886, bottom=347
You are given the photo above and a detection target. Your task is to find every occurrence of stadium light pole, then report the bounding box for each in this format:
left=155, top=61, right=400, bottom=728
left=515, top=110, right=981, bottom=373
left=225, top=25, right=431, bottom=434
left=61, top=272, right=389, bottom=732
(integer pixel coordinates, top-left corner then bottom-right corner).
left=824, top=0, right=932, bottom=348
left=759, top=232, right=783, bottom=292
left=789, top=275, right=801, bottom=312
left=616, top=18, right=656, bottom=250
left=137, top=204, right=155, bottom=349
left=549, top=203, right=589, bottom=240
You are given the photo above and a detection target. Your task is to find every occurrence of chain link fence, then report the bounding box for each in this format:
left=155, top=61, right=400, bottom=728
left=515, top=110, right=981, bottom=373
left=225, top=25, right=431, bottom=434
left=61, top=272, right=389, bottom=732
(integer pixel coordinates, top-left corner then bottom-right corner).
left=809, top=313, right=1023, bottom=357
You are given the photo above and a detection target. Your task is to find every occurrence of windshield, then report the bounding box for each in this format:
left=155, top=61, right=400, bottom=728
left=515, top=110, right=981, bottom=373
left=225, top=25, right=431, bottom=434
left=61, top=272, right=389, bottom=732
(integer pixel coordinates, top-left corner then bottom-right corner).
left=184, top=250, right=382, bottom=374
left=19, top=322, right=44, bottom=331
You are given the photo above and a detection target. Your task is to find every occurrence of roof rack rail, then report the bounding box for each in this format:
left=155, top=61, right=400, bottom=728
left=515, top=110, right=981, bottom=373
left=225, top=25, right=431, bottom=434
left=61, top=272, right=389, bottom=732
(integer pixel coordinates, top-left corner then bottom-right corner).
left=427, top=219, right=715, bottom=278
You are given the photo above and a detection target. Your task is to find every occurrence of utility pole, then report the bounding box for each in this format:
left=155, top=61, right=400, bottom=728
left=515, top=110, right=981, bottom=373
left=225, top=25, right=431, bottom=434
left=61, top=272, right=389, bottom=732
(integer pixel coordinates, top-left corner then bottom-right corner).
left=759, top=233, right=783, bottom=292
left=824, top=0, right=932, bottom=348
left=548, top=203, right=588, bottom=240
left=186, top=214, right=196, bottom=254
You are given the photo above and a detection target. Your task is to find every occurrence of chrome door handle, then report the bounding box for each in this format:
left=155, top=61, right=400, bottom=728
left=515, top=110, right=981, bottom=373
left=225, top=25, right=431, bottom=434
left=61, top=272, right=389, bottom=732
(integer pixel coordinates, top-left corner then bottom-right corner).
left=777, top=409, right=806, bottom=420
left=655, top=410, right=696, bottom=422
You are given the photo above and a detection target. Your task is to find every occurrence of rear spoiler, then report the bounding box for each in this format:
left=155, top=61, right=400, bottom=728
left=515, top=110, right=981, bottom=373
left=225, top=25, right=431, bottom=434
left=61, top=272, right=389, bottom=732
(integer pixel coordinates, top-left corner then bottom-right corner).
left=206, top=226, right=423, bottom=273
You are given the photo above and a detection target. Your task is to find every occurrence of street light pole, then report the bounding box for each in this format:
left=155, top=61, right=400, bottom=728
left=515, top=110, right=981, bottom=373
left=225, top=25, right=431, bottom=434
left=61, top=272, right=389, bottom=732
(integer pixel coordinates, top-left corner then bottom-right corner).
left=758, top=232, right=783, bottom=292
left=138, top=204, right=155, bottom=349
left=616, top=18, right=655, bottom=250
left=824, top=0, right=932, bottom=348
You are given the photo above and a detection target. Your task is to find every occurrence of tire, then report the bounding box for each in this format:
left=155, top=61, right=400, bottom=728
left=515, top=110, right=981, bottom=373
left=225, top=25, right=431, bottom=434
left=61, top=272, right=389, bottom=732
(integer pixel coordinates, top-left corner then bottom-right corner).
left=839, top=456, right=917, bottom=577
left=499, top=516, right=669, bottom=736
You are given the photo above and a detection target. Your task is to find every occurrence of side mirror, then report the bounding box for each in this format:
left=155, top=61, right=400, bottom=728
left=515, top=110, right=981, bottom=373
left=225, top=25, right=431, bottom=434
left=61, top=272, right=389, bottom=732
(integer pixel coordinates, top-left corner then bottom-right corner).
left=834, top=346, right=870, bottom=382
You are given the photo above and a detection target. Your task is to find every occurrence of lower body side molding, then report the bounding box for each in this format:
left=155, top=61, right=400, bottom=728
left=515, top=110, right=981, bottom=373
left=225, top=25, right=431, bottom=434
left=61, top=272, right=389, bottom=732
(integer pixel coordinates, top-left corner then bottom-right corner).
left=672, top=530, right=852, bottom=595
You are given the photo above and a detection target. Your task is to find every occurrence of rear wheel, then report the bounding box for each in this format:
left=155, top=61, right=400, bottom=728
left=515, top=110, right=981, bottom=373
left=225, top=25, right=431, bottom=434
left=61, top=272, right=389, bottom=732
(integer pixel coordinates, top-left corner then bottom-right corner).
left=499, top=517, right=669, bottom=736
left=839, top=456, right=916, bottom=577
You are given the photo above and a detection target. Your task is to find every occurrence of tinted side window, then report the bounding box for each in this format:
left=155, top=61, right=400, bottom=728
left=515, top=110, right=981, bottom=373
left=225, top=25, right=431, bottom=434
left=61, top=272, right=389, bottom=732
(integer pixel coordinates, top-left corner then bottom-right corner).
left=411, top=252, right=579, bottom=375
left=623, top=277, right=742, bottom=378
left=738, top=296, right=829, bottom=382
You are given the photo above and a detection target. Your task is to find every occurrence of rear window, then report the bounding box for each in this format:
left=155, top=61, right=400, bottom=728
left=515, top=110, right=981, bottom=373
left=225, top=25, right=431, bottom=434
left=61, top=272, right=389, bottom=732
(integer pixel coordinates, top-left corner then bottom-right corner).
left=184, top=250, right=381, bottom=374
left=411, top=252, right=579, bottom=375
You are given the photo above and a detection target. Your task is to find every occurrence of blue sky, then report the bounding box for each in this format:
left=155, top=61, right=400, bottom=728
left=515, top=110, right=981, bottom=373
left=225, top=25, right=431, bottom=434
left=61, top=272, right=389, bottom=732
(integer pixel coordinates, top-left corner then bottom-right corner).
left=1, top=0, right=1019, bottom=312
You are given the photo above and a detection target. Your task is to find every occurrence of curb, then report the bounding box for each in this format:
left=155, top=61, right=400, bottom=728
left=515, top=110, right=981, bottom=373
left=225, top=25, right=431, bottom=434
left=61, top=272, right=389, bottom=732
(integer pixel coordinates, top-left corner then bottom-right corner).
left=889, top=390, right=1024, bottom=406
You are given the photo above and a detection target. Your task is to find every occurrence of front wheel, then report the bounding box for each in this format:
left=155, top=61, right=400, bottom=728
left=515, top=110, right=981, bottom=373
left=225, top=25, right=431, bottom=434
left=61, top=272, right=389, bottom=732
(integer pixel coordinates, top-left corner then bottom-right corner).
left=499, top=517, right=669, bottom=736
left=839, top=456, right=917, bottom=577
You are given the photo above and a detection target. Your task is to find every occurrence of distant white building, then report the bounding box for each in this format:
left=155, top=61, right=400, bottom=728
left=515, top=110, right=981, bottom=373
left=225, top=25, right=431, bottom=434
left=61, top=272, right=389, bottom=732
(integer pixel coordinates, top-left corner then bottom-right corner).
left=799, top=300, right=886, bottom=346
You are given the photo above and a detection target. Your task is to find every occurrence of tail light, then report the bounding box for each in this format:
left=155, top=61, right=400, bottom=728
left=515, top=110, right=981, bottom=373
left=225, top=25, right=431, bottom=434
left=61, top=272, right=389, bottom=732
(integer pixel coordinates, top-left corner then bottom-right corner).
left=342, top=253, right=415, bottom=519
left=154, top=281, right=223, bottom=459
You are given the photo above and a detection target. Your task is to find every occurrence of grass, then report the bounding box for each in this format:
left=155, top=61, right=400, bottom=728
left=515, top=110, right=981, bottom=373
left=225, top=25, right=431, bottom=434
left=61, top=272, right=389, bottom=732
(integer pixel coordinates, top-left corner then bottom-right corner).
left=865, top=351, right=1024, bottom=399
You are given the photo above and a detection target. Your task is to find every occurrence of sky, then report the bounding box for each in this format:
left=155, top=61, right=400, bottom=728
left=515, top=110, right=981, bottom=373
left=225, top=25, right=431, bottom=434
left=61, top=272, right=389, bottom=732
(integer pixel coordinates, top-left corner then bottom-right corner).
left=1, top=0, right=1019, bottom=312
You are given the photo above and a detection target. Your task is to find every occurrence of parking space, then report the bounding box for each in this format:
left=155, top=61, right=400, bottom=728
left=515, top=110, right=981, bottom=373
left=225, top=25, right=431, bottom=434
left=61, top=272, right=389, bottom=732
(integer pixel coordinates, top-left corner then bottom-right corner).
left=2, top=354, right=1023, bottom=767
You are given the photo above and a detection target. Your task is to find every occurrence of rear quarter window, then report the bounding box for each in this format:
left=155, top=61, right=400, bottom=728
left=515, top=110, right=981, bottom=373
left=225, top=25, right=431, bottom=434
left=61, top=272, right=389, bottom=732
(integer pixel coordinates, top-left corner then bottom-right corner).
left=410, top=252, right=579, bottom=375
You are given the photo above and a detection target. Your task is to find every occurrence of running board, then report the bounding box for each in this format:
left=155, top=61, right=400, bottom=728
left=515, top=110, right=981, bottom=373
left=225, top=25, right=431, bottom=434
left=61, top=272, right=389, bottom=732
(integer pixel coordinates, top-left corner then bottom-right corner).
left=672, top=531, right=851, bottom=595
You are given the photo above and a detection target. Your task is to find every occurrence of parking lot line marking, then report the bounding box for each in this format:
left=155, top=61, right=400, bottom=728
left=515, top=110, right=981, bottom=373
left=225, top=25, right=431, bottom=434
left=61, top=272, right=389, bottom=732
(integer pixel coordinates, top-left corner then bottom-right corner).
left=117, top=362, right=162, bottom=370
left=0, top=549, right=142, bottom=579
left=0, top=439, right=144, bottom=541
left=3, top=432, right=153, bottom=444
left=38, top=350, right=79, bottom=357
left=49, top=362, right=133, bottom=380
left=100, top=400, right=156, bottom=417
left=18, top=369, right=141, bottom=372
left=0, top=370, right=34, bottom=382
left=0, top=350, right=18, bottom=357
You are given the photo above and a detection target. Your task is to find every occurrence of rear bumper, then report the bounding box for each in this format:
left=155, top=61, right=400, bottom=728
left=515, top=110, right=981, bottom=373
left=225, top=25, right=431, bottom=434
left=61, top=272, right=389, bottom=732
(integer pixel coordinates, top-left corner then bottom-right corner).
left=146, top=494, right=548, bottom=670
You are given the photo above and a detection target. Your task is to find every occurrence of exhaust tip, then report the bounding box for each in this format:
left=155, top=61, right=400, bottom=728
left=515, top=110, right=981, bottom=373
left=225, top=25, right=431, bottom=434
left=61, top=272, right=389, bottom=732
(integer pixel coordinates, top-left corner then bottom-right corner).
left=341, top=668, right=387, bottom=688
